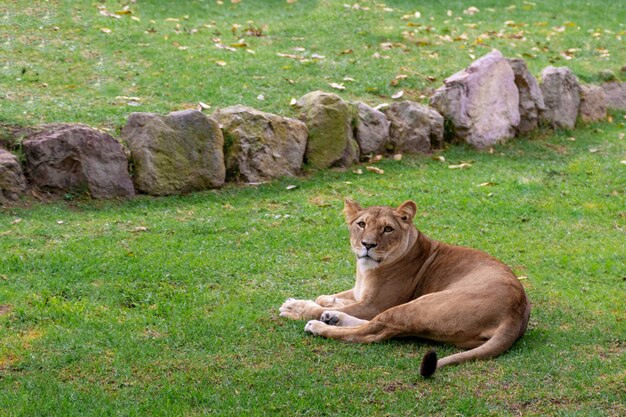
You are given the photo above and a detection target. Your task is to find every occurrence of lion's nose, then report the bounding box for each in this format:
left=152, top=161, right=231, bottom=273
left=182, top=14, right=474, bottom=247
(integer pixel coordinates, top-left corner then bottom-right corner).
left=362, top=241, right=377, bottom=250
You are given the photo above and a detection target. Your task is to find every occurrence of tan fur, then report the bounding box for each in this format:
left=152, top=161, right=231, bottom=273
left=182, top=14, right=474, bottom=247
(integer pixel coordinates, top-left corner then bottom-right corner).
left=279, top=199, right=531, bottom=374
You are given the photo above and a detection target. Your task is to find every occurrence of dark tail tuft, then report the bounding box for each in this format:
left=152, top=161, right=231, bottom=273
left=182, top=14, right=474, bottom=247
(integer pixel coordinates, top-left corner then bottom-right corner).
left=419, top=349, right=438, bottom=377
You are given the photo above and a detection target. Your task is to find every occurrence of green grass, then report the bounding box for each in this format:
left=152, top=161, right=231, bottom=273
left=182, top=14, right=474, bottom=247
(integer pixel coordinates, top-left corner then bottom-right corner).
left=1, top=125, right=625, bottom=416
left=1, top=1, right=626, bottom=416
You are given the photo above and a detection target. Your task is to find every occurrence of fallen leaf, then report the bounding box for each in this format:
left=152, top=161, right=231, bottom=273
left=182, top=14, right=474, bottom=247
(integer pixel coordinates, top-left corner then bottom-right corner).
left=286, top=185, right=298, bottom=190
left=289, top=97, right=297, bottom=106
left=257, top=93, right=265, bottom=101
left=391, top=90, right=404, bottom=99
left=566, top=137, right=576, bottom=141
left=620, top=160, right=626, bottom=165
left=463, top=6, right=480, bottom=16
left=329, top=82, right=346, bottom=90
left=11, top=218, right=22, bottom=224
left=432, top=155, right=446, bottom=162
left=311, top=53, right=325, bottom=59
left=589, top=147, right=599, bottom=153
left=130, top=226, right=149, bottom=233
left=448, top=163, right=472, bottom=169
left=366, top=166, right=385, bottom=174
left=198, top=101, right=211, bottom=110
left=100, top=28, right=112, bottom=34
left=353, top=168, right=363, bottom=175
left=369, top=155, right=384, bottom=163
left=215, top=61, right=227, bottom=66
left=57, top=220, right=64, bottom=225
left=478, top=182, right=497, bottom=187
left=517, top=275, right=528, bottom=280
left=343, top=76, right=356, bottom=82
left=393, top=154, right=402, bottom=161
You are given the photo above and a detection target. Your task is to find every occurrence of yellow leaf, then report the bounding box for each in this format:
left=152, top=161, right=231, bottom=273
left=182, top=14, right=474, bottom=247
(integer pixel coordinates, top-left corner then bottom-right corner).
left=448, top=163, right=472, bottom=169
left=366, top=166, right=385, bottom=174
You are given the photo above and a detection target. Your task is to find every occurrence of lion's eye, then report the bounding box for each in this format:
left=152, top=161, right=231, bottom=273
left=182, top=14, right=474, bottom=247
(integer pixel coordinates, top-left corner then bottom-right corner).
left=383, top=226, right=394, bottom=233
left=357, top=221, right=366, bottom=228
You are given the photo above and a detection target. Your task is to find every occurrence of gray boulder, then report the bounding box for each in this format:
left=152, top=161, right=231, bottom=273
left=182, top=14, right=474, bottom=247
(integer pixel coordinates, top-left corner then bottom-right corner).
left=0, top=148, right=27, bottom=203
left=22, top=124, right=134, bottom=199
left=601, top=81, right=626, bottom=110
left=578, top=85, right=607, bottom=123
left=295, top=91, right=358, bottom=169
left=381, top=101, right=443, bottom=154
left=539, top=66, right=581, bottom=129
left=353, top=102, right=390, bottom=157
left=430, top=49, right=520, bottom=149
left=213, top=105, right=307, bottom=182
left=122, top=110, right=225, bottom=195
left=508, top=58, right=545, bottom=135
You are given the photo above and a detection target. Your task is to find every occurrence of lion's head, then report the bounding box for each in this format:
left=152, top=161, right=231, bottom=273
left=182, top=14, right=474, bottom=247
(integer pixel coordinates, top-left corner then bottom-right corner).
left=343, top=199, right=418, bottom=270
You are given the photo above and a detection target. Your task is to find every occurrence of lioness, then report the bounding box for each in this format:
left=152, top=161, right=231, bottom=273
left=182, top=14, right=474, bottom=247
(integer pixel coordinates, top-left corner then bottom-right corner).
left=279, top=199, right=530, bottom=376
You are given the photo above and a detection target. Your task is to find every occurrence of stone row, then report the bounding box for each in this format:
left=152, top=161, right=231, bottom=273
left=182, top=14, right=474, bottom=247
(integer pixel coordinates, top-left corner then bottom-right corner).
left=1, top=49, right=624, bottom=203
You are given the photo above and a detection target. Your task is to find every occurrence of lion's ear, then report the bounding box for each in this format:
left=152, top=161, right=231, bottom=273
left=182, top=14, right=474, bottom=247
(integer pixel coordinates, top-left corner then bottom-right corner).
left=343, top=198, right=362, bottom=223
left=396, top=200, right=417, bottom=223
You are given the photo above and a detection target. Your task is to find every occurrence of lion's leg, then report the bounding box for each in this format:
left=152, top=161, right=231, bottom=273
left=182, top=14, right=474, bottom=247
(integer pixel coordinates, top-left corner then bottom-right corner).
left=305, top=317, right=402, bottom=343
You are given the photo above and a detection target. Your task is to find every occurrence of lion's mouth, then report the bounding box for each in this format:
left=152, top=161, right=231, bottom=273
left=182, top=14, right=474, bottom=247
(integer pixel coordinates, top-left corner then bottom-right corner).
left=358, top=254, right=381, bottom=263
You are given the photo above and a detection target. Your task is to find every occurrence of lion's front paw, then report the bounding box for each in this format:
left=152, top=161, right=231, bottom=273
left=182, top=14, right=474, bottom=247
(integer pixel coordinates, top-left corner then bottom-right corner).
left=315, top=295, right=336, bottom=307
left=279, top=298, right=319, bottom=320
left=304, top=320, right=327, bottom=336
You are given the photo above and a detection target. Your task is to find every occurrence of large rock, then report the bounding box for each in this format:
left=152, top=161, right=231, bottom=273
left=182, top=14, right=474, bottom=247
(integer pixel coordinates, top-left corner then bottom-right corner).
left=353, top=102, right=390, bottom=157
left=578, top=85, right=607, bottom=123
left=430, top=49, right=520, bottom=149
left=0, top=148, right=27, bottom=203
left=213, top=105, right=307, bottom=182
left=295, top=91, right=358, bottom=169
left=507, top=58, right=545, bottom=135
left=539, top=66, right=581, bottom=129
left=601, top=81, right=626, bottom=110
left=122, top=110, right=225, bottom=195
left=22, top=124, right=134, bottom=199
left=380, top=101, right=443, bottom=153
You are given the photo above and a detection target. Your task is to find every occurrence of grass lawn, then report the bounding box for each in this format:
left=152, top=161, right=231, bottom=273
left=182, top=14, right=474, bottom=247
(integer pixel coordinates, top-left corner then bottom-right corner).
left=1, top=0, right=626, bottom=416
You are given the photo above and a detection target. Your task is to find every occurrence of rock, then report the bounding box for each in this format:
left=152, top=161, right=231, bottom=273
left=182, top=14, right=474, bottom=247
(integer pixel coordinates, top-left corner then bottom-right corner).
left=380, top=101, right=443, bottom=153
left=507, top=58, right=545, bottom=135
left=430, top=50, right=520, bottom=149
left=213, top=105, right=307, bottom=182
left=539, top=66, right=581, bottom=129
left=598, top=69, right=617, bottom=82
left=22, top=124, right=134, bottom=199
left=601, top=81, right=626, bottom=110
left=578, top=85, right=607, bottom=123
left=0, top=148, right=27, bottom=203
left=353, top=102, right=390, bottom=157
left=295, top=91, right=358, bottom=169
left=122, top=110, right=225, bottom=195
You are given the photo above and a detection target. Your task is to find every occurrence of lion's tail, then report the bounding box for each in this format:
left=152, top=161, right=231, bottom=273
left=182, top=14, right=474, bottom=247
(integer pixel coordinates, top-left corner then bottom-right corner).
left=419, top=318, right=528, bottom=377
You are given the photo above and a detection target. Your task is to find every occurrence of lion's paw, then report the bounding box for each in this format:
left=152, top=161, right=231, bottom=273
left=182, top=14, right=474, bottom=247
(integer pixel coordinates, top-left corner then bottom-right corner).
left=304, top=320, right=326, bottom=336
left=320, top=311, right=342, bottom=326
left=279, top=298, right=318, bottom=320
left=315, top=295, right=336, bottom=307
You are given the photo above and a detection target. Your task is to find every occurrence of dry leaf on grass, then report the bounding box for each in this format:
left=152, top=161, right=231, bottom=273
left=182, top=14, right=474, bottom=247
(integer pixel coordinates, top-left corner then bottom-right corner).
left=448, top=163, right=472, bottom=169
left=366, top=166, right=385, bottom=174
